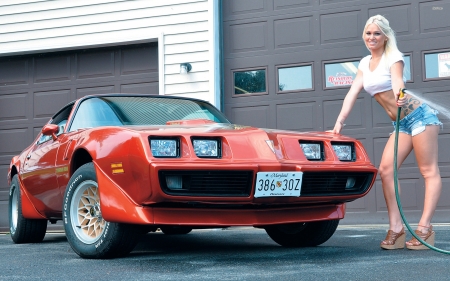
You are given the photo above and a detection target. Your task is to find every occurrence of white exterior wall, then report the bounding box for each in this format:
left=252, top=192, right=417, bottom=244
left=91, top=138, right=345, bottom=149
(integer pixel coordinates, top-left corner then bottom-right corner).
left=0, top=0, right=218, bottom=106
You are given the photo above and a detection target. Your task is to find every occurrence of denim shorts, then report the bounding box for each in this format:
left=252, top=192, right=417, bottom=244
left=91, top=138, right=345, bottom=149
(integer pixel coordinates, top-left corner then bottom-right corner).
left=392, top=103, right=442, bottom=136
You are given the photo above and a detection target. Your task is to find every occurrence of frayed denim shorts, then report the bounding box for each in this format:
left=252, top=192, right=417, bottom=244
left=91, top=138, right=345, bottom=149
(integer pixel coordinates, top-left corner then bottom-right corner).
left=392, top=103, right=442, bottom=136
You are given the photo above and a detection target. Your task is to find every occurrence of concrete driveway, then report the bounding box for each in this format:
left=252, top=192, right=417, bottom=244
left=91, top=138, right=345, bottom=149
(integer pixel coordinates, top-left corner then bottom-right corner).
left=1, top=224, right=449, bottom=280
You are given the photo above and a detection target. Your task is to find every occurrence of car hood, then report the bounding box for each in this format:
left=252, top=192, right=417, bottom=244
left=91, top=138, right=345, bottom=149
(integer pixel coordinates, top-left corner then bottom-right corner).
left=121, top=122, right=348, bottom=140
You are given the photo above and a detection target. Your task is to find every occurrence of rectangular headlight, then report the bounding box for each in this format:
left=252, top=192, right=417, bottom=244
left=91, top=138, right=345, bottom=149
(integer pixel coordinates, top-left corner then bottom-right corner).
left=332, top=143, right=354, bottom=161
left=300, top=142, right=323, bottom=160
left=193, top=139, right=220, bottom=158
left=150, top=138, right=179, bottom=157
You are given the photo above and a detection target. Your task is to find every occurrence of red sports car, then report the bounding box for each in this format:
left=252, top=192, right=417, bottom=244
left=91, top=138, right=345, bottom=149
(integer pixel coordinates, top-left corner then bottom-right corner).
left=8, top=94, right=377, bottom=259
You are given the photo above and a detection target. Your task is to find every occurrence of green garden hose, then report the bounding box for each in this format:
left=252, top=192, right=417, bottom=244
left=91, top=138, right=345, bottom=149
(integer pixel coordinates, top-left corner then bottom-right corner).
left=394, top=88, right=449, bottom=254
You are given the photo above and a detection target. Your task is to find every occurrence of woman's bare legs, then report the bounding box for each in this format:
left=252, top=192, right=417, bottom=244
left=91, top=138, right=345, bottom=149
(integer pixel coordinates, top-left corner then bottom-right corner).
left=409, top=125, right=441, bottom=237
left=379, top=125, right=441, bottom=239
left=379, top=132, right=413, bottom=233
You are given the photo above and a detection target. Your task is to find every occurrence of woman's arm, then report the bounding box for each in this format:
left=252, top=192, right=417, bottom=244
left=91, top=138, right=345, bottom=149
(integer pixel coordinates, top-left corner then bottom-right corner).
left=329, top=69, right=364, bottom=134
left=390, top=61, right=406, bottom=106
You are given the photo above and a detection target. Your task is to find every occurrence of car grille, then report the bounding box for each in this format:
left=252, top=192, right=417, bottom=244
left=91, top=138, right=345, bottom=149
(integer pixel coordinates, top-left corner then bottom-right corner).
left=300, top=172, right=374, bottom=196
left=159, top=170, right=253, bottom=197
left=159, top=170, right=374, bottom=197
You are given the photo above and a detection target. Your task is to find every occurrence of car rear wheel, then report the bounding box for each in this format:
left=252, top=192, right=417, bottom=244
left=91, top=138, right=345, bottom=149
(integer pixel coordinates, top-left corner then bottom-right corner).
left=160, top=226, right=192, bottom=235
left=9, top=175, right=47, bottom=243
left=265, top=220, right=339, bottom=247
left=63, top=163, right=142, bottom=259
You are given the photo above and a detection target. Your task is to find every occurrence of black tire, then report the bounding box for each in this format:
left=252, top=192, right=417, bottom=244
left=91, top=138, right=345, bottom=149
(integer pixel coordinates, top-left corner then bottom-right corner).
left=9, top=175, right=47, bottom=243
left=265, top=220, right=339, bottom=247
left=160, top=226, right=192, bottom=235
left=63, top=163, right=142, bottom=259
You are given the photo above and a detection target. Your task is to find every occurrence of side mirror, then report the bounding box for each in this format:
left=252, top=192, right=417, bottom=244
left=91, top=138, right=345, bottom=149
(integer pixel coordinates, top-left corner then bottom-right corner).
left=42, top=124, right=59, bottom=141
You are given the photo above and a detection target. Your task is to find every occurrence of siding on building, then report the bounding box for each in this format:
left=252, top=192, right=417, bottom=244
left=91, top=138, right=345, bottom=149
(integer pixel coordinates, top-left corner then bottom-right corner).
left=0, top=0, right=216, bottom=104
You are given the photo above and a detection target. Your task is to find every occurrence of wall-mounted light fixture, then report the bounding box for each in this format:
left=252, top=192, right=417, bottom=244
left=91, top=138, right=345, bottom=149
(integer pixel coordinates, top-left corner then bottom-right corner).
left=180, top=63, right=192, bottom=74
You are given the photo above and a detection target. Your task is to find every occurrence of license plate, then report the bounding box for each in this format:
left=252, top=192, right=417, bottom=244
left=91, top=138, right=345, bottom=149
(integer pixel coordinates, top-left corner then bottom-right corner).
left=254, top=172, right=303, bottom=198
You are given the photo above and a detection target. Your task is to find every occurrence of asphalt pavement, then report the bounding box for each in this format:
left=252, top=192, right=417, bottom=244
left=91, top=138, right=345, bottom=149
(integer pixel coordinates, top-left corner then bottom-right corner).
left=1, top=224, right=449, bottom=281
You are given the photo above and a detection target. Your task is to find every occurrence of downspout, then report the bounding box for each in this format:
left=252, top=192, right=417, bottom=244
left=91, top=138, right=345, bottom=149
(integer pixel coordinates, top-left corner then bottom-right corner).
left=209, top=0, right=223, bottom=111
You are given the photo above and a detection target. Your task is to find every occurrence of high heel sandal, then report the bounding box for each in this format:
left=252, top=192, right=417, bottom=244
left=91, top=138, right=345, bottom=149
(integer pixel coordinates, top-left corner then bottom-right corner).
left=380, top=227, right=405, bottom=250
left=406, top=225, right=435, bottom=250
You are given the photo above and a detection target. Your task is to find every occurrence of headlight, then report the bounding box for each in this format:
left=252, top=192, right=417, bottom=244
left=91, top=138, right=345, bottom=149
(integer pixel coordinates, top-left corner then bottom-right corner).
left=332, top=143, right=354, bottom=161
left=193, top=139, right=219, bottom=157
left=300, top=142, right=323, bottom=160
left=150, top=139, right=179, bottom=157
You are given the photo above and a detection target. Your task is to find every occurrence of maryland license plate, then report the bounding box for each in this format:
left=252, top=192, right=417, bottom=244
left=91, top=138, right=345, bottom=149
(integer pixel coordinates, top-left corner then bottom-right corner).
left=254, top=172, right=303, bottom=198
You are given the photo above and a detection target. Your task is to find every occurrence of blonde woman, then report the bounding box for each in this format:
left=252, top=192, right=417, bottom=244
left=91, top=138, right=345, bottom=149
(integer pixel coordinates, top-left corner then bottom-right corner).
left=330, top=15, right=442, bottom=250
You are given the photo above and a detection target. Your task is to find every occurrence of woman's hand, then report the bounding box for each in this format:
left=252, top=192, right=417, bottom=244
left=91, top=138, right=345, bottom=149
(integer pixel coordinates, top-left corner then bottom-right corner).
left=327, top=120, right=345, bottom=134
left=396, top=91, right=408, bottom=107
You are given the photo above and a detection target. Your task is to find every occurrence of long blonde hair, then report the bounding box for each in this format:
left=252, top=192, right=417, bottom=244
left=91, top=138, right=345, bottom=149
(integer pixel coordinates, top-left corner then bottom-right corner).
left=362, top=15, right=403, bottom=69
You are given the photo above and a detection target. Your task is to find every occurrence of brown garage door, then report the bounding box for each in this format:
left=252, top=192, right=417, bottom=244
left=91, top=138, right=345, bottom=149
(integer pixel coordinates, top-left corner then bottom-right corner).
left=0, top=42, right=158, bottom=230
left=222, top=0, right=450, bottom=223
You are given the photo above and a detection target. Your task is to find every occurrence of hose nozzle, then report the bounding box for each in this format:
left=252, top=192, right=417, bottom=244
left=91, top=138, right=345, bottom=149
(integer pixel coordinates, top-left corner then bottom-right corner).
left=399, top=88, right=406, bottom=99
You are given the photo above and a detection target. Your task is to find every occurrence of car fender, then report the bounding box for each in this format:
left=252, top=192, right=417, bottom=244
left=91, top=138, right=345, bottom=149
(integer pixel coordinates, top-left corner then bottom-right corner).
left=15, top=175, right=47, bottom=219
left=78, top=128, right=152, bottom=203
left=94, top=161, right=154, bottom=224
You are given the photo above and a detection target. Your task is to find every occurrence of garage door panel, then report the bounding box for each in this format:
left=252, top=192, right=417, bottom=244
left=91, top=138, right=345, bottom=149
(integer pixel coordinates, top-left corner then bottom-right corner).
left=76, top=85, right=115, bottom=98
left=120, top=82, right=159, bottom=94
left=34, top=89, right=71, bottom=119
left=324, top=98, right=365, bottom=130
left=0, top=93, right=29, bottom=122
left=0, top=57, right=29, bottom=86
left=0, top=128, right=29, bottom=161
left=320, top=0, right=362, bottom=5
left=274, top=0, right=312, bottom=11
left=274, top=16, right=313, bottom=49
left=228, top=21, right=268, bottom=54
left=320, top=11, right=360, bottom=44
left=0, top=165, right=8, bottom=200
left=438, top=134, right=450, bottom=165
left=373, top=137, right=417, bottom=168
left=232, top=105, right=269, bottom=128
left=419, top=1, right=450, bottom=34
left=369, top=5, right=412, bottom=36
left=375, top=178, right=422, bottom=211
left=224, top=0, right=267, bottom=17
left=77, top=50, right=115, bottom=79
left=121, top=44, right=158, bottom=76
left=0, top=190, right=7, bottom=202
left=276, top=102, right=315, bottom=131
left=371, top=99, right=392, bottom=128
left=437, top=177, right=450, bottom=208
left=34, top=55, right=71, bottom=83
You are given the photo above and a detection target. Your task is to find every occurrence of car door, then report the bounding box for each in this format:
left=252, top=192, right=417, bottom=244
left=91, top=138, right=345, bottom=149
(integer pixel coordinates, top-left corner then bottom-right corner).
left=21, top=104, right=74, bottom=216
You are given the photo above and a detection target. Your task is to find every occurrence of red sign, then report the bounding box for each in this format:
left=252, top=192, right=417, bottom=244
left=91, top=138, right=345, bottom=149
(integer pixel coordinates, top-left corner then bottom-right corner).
left=327, top=75, right=353, bottom=86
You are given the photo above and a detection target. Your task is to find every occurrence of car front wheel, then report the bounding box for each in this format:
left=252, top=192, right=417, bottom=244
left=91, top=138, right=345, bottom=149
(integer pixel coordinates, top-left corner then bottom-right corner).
left=9, top=175, right=47, bottom=243
left=265, top=220, right=339, bottom=247
left=63, top=163, right=142, bottom=259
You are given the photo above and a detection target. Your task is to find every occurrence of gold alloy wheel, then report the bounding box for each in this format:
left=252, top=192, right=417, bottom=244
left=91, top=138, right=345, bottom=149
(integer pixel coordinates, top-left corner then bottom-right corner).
left=70, top=180, right=106, bottom=244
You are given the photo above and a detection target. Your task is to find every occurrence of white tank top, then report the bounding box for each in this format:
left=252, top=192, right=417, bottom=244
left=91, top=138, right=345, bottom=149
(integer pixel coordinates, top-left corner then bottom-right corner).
left=358, top=52, right=404, bottom=96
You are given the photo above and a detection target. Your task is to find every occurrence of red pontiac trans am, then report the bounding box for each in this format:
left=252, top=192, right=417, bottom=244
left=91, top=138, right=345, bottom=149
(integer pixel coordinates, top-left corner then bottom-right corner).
left=8, top=94, right=377, bottom=259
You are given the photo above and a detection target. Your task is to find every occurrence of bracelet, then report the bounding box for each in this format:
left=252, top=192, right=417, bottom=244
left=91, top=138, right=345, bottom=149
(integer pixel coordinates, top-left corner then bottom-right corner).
left=339, top=120, right=346, bottom=127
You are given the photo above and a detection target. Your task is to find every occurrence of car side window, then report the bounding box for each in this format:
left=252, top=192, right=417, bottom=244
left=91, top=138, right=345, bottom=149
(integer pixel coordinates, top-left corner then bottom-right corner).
left=37, top=104, right=73, bottom=144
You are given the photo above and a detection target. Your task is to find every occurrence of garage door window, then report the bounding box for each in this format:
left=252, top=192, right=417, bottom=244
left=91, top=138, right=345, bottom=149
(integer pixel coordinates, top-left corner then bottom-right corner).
left=233, top=68, right=267, bottom=95
left=424, top=50, right=450, bottom=80
left=324, top=60, right=359, bottom=89
left=403, top=54, right=412, bottom=82
left=277, top=64, right=313, bottom=93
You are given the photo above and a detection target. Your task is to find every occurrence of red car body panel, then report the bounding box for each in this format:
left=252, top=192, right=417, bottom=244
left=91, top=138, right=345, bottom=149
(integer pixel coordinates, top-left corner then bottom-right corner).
left=8, top=94, right=378, bottom=228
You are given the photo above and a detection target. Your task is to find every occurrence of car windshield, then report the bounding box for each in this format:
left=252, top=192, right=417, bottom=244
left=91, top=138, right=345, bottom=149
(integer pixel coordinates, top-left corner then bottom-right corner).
left=69, top=96, right=230, bottom=131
